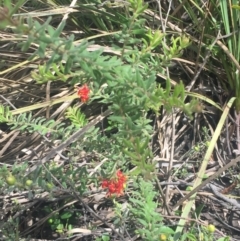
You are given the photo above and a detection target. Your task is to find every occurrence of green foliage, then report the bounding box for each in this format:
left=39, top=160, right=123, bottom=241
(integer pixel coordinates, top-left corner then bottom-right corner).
left=0, top=105, right=12, bottom=122
left=219, top=1, right=240, bottom=111
left=0, top=0, right=25, bottom=29
left=0, top=0, right=216, bottom=240
left=12, top=114, right=64, bottom=135
left=181, top=0, right=240, bottom=112
left=45, top=206, right=75, bottom=234
left=31, top=63, right=70, bottom=83
left=1, top=217, right=20, bottom=241
left=128, top=178, right=174, bottom=240
left=0, top=107, right=68, bottom=136
left=0, top=0, right=198, bottom=176
left=65, top=106, right=88, bottom=127
left=0, top=159, right=90, bottom=195
left=96, top=235, right=110, bottom=241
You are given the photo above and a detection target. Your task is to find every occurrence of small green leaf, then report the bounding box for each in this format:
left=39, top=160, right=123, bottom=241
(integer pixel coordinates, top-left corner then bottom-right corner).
left=64, top=57, right=73, bottom=74
left=158, top=226, right=175, bottom=234
left=60, top=211, right=72, bottom=220
left=217, top=237, right=230, bottom=241
left=38, top=43, right=47, bottom=58
left=56, top=223, right=64, bottom=231
left=52, top=20, right=66, bottom=38
left=202, top=174, right=209, bottom=179
left=9, top=0, right=25, bottom=15
left=47, top=25, right=56, bottom=37
left=102, top=235, right=110, bottom=241
left=132, top=29, right=146, bottom=35
left=38, top=35, right=53, bottom=44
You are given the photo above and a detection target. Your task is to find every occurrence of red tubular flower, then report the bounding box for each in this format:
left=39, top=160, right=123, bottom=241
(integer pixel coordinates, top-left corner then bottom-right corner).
left=101, top=180, right=109, bottom=188
left=77, top=84, right=90, bottom=102
left=101, top=170, right=127, bottom=197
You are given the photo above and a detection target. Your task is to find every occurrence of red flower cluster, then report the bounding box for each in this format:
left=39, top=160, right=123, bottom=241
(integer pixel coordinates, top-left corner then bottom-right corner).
left=77, top=84, right=90, bottom=102
left=101, top=170, right=127, bottom=197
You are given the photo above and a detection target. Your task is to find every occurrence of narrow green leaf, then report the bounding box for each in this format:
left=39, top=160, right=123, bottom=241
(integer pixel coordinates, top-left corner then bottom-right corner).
left=64, top=57, right=73, bottom=74
left=9, top=0, right=25, bottom=15
left=60, top=211, right=72, bottom=220
left=52, top=20, right=66, bottom=38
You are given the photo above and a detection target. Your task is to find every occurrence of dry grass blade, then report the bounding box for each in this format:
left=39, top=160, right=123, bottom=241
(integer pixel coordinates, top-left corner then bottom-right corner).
left=10, top=93, right=78, bottom=115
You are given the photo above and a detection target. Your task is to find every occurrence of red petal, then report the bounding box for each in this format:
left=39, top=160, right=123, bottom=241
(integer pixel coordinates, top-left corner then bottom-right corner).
left=77, top=84, right=90, bottom=102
